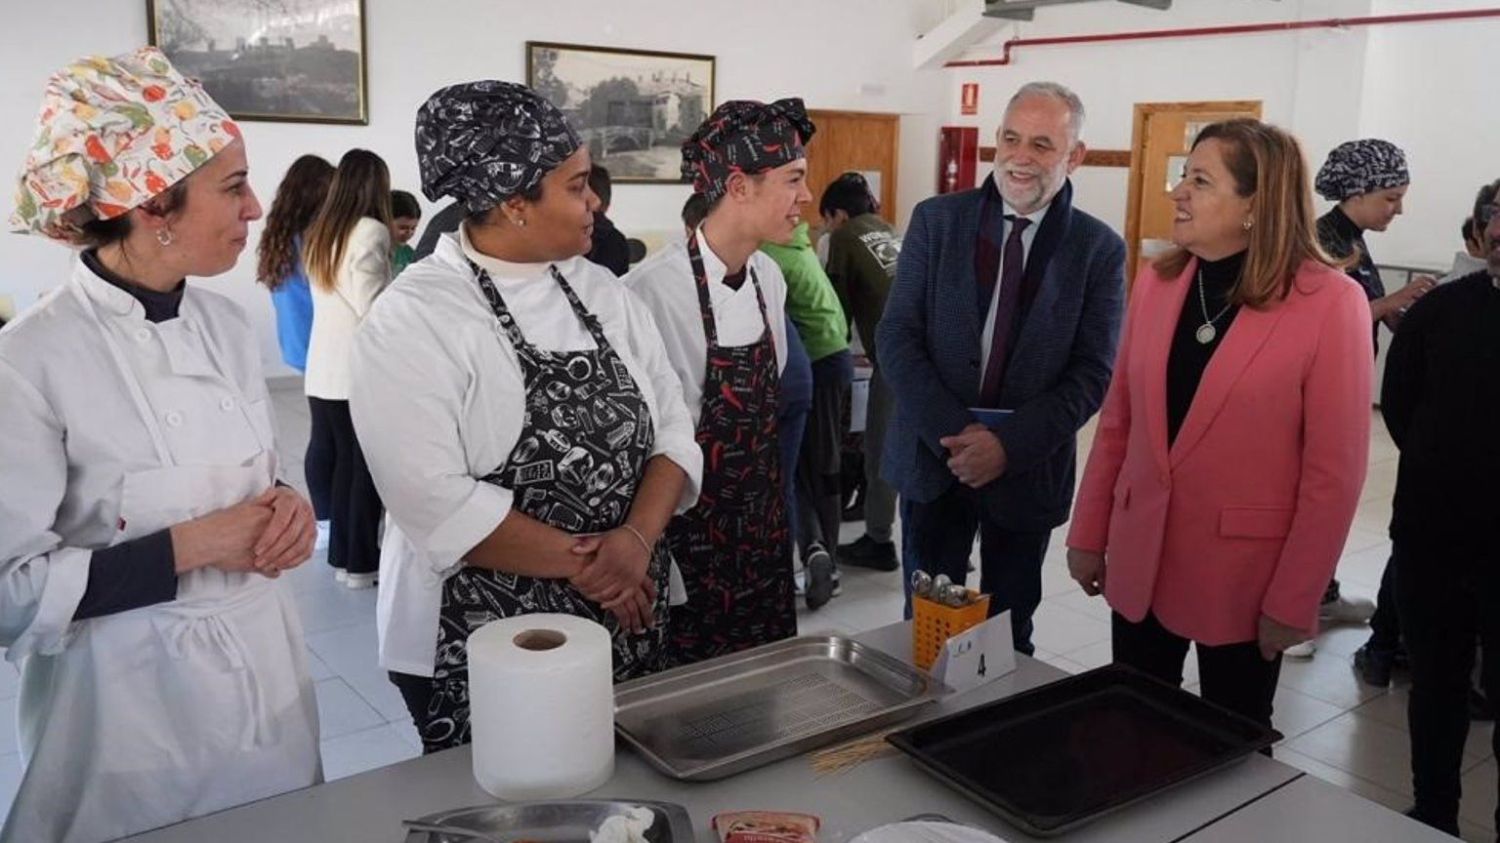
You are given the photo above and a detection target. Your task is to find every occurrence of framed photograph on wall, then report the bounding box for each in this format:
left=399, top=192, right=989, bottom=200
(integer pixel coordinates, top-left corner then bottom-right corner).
left=527, top=41, right=715, bottom=184
left=147, top=0, right=368, bottom=124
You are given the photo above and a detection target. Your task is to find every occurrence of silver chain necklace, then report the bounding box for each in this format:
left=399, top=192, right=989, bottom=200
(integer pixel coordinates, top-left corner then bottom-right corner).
left=1195, top=267, right=1234, bottom=344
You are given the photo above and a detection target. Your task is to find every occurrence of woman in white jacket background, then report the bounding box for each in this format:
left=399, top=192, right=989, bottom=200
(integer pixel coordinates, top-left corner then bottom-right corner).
left=0, top=48, right=320, bottom=843
left=303, top=149, right=393, bottom=588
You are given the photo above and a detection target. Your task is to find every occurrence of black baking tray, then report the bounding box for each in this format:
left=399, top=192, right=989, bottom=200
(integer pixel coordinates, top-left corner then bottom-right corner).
left=886, top=663, right=1282, bottom=837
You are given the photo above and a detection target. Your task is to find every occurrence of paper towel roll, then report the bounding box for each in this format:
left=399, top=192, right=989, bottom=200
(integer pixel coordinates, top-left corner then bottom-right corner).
left=468, top=613, right=616, bottom=800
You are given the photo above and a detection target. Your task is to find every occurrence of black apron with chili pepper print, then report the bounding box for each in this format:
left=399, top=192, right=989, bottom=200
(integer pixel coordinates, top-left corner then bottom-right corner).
left=419, top=262, right=669, bottom=753
left=665, top=231, right=797, bottom=665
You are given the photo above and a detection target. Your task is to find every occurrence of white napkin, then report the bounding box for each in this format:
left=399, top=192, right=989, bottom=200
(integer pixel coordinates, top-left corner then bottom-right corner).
left=590, top=805, right=656, bottom=843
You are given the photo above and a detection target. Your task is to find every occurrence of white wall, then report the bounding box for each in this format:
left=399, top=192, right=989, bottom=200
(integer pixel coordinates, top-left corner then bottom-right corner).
left=0, top=0, right=945, bottom=376
left=941, top=0, right=1376, bottom=235
left=1359, top=0, right=1500, bottom=268
left=941, top=0, right=1497, bottom=271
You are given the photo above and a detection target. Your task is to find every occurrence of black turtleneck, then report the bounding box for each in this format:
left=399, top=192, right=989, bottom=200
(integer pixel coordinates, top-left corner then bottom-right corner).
left=1167, top=250, right=1246, bottom=446
left=81, top=248, right=185, bottom=322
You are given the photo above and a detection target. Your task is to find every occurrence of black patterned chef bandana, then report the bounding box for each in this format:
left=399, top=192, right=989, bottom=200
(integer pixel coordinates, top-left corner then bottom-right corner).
left=1315, top=139, right=1409, bottom=202
left=680, top=98, right=816, bottom=203
left=415, top=80, right=580, bottom=213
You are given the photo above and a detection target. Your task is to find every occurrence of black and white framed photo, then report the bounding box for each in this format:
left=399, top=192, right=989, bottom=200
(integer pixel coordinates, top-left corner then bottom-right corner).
left=527, top=41, right=715, bottom=184
left=147, top=0, right=368, bottom=124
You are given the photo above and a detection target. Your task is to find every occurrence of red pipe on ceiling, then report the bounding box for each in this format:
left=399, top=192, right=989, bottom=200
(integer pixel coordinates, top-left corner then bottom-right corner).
left=943, top=7, right=1500, bottom=67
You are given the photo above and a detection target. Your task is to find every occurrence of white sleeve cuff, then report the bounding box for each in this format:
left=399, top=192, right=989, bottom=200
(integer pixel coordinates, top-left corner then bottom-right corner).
left=5, top=546, right=90, bottom=662
left=422, top=481, right=512, bottom=572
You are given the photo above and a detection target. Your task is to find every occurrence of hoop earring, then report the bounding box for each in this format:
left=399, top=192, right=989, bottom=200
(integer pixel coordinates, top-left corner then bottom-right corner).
left=156, top=228, right=174, bottom=246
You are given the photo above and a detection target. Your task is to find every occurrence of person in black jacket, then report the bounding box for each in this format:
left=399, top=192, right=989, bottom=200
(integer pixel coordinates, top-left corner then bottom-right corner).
left=1388, top=194, right=1500, bottom=837
left=585, top=165, right=631, bottom=276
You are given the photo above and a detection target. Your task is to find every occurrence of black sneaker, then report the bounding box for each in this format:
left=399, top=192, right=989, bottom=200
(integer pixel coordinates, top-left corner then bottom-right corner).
left=805, top=545, right=836, bottom=610
left=837, top=535, right=898, bottom=571
left=1354, top=643, right=1395, bottom=688
left=1403, top=807, right=1460, bottom=836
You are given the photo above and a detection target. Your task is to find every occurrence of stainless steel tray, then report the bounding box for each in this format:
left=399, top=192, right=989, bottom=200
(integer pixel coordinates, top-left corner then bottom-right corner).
left=614, top=635, right=947, bottom=781
left=403, top=799, right=693, bottom=842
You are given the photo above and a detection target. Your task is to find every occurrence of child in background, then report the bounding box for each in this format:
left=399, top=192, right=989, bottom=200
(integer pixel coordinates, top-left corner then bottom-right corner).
left=391, top=189, right=422, bottom=276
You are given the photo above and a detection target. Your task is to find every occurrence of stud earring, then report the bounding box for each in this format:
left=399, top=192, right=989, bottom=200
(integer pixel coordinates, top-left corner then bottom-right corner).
left=156, top=228, right=174, bottom=246
left=1242, top=219, right=1253, bottom=231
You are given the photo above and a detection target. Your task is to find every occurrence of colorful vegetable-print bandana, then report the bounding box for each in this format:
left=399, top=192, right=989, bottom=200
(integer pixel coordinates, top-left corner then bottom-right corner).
left=415, top=80, right=581, bottom=213
left=11, top=46, right=240, bottom=243
left=680, top=98, right=816, bottom=203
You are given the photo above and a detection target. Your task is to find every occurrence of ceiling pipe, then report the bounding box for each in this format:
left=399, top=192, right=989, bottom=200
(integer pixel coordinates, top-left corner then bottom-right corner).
left=944, top=7, right=1500, bottom=67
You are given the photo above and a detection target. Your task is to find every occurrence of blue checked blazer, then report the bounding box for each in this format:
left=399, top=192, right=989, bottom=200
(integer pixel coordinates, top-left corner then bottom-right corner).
left=876, top=178, right=1126, bottom=530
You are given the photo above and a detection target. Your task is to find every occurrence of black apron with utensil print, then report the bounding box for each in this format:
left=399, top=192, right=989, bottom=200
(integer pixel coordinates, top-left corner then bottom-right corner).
left=419, top=262, right=669, bottom=753
left=665, top=231, right=797, bottom=666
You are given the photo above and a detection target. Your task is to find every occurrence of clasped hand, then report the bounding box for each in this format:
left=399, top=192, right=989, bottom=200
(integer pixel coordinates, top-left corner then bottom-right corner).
left=569, top=528, right=657, bottom=635
left=939, top=422, right=1008, bottom=488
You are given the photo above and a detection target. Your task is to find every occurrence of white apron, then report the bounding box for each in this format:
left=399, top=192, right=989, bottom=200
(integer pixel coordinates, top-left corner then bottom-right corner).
left=1, top=276, right=321, bottom=843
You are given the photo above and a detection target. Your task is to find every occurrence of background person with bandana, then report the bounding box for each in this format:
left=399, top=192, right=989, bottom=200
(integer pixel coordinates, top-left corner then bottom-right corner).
left=625, top=99, right=808, bottom=665
left=350, top=81, right=700, bottom=754
left=1300, top=139, right=1434, bottom=667
left=0, top=47, right=320, bottom=842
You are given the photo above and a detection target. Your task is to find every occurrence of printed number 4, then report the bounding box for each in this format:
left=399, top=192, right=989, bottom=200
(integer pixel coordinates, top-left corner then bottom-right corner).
left=977, top=653, right=987, bottom=677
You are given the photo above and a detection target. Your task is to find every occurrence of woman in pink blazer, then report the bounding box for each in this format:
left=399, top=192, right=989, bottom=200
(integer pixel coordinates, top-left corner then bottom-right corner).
left=1067, top=119, right=1372, bottom=727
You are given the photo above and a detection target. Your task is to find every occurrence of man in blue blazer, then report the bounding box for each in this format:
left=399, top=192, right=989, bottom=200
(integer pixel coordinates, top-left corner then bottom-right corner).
left=877, top=82, right=1125, bottom=654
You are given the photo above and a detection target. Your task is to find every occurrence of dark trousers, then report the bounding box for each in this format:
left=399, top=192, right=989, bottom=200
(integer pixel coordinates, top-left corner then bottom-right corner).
left=1367, top=560, right=1402, bottom=651
left=1393, top=541, right=1500, bottom=834
left=308, top=397, right=382, bottom=574
left=795, top=350, right=853, bottom=559
left=389, top=671, right=443, bottom=755
left=1111, top=611, right=1283, bottom=729
left=899, top=487, right=1050, bottom=655
left=304, top=396, right=336, bottom=519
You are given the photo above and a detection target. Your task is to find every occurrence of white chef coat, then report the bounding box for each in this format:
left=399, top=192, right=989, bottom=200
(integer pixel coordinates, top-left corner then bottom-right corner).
left=623, top=227, right=789, bottom=428
left=0, top=260, right=320, bottom=843
left=305, top=216, right=391, bottom=399
left=350, top=229, right=701, bottom=677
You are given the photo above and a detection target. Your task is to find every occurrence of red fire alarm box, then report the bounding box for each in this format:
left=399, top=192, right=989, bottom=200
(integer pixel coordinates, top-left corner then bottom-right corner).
left=938, top=126, right=979, bottom=194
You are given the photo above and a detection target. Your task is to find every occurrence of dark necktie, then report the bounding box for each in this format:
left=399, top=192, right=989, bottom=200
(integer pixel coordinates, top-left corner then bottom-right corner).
left=978, top=214, right=1030, bottom=408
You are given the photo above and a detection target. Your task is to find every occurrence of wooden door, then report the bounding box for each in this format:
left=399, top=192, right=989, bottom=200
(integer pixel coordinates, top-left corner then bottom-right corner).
left=804, top=110, right=900, bottom=233
left=1125, top=101, right=1262, bottom=282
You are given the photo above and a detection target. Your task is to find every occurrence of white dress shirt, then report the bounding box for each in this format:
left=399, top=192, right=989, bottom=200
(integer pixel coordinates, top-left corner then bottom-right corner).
left=350, top=228, right=701, bottom=676
left=305, top=216, right=391, bottom=399
left=623, top=228, right=789, bottom=427
left=978, top=201, right=1049, bottom=385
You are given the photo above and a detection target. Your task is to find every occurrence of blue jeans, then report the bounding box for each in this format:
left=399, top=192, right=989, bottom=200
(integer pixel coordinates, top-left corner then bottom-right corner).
left=778, top=317, right=813, bottom=541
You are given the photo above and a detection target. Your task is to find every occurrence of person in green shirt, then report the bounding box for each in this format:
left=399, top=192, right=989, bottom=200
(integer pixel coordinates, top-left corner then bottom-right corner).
left=761, top=220, right=851, bottom=609
left=821, top=172, right=901, bottom=571
left=390, top=189, right=422, bottom=277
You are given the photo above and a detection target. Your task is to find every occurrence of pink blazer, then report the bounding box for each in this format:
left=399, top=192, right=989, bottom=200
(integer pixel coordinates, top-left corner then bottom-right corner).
left=1068, top=257, right=1372, bottom=645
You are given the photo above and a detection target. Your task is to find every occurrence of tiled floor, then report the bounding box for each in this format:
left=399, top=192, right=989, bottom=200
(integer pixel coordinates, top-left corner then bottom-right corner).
left=0, top=380, right=1490, bottom=841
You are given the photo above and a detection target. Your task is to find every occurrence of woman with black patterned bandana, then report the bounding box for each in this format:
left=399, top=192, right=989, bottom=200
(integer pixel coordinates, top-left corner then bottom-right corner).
left=349, top=80, right=701, bottom=754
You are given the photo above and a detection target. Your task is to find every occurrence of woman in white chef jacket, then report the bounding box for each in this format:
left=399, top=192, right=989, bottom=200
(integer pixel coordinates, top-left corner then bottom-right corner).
left=350, top=81, right=701, bottom=754
left=0, top=49, right=320, bottom=843
left=302, top=148, right=394, bottom=589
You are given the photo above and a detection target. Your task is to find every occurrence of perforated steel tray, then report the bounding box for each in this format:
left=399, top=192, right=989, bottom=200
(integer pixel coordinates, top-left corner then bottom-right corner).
left=402, top=799, right=693, bottom=842
left=614, top=635, right=947, bottom=781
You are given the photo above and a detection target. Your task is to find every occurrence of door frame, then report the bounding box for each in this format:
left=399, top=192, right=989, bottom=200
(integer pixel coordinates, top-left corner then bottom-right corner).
left=1124, top=100, right=1262, bottom=281
left=806, top=108, right=901, bottom=227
